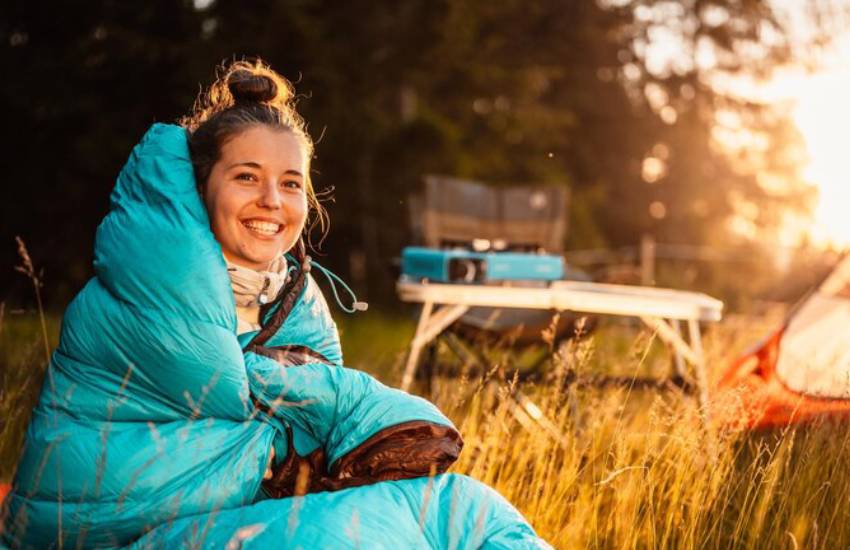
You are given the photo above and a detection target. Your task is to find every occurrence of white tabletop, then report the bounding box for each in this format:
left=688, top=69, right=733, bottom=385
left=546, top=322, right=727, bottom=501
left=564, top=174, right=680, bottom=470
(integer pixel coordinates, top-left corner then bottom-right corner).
left=396, top=277, right=723, bottom=322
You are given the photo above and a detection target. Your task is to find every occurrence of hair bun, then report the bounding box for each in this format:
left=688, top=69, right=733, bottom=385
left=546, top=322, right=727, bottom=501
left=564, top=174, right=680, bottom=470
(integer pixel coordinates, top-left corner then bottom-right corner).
left=227, top=69, right=278, bottom=104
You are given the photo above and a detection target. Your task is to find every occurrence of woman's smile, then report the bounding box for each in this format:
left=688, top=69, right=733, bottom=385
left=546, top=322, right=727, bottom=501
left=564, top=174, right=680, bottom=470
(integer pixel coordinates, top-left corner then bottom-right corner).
left=241, top=218, right=284, bottom=237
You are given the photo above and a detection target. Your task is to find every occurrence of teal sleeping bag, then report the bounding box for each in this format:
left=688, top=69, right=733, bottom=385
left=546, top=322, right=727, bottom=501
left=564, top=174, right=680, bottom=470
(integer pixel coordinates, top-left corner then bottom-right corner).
left=0, top=124, right=549, bottom=549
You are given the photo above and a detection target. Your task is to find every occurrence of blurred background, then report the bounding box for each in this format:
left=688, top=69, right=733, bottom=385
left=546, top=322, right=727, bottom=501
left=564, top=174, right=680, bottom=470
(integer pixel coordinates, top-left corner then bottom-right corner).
left=3, top=0, right=850, bottom=312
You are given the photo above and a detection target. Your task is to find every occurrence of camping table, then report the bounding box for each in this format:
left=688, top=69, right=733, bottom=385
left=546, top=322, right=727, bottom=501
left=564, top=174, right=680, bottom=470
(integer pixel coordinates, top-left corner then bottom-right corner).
left=396, top=278, right=724, bottom=426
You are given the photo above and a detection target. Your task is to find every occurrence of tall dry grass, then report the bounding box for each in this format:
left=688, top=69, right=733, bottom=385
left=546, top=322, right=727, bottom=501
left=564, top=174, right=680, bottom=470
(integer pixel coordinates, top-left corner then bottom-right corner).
left=1, top=239, right=56, bottom=481
left=416, top=317, right=850, bottom=549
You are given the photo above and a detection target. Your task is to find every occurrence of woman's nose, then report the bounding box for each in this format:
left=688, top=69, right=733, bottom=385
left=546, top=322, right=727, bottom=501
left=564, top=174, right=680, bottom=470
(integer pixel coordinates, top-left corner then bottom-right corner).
left=257, top=181, right=282, bottom=209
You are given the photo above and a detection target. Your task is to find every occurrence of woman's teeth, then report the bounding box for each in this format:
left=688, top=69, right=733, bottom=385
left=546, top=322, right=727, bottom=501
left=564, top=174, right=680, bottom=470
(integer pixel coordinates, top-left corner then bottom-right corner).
left=242, top=220, right=281, bottom=236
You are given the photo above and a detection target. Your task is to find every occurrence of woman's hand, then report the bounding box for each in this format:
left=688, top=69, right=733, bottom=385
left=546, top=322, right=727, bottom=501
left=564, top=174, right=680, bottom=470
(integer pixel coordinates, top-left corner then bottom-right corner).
left=264, top=447, right=275, bottom=480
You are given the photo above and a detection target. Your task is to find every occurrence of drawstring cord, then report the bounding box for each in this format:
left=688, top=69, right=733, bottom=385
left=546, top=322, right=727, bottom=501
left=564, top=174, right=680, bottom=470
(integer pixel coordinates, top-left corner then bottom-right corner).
left=309, top=259, right=369, bottom=313
left=248, top=240, right=365, bottom=351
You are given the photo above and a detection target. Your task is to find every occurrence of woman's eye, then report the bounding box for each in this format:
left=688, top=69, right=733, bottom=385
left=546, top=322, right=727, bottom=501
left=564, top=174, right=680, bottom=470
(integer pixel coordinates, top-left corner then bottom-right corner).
left=282, top=180, right=302, bottom=190
left=235, top=173, right=258, bottom=183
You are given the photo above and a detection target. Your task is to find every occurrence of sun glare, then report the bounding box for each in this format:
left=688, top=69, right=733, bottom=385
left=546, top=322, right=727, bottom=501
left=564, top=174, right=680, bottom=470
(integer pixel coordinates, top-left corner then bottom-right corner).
left=791, top=67, right=850, bottom=246
left=773, top=37, right=850, bottom=247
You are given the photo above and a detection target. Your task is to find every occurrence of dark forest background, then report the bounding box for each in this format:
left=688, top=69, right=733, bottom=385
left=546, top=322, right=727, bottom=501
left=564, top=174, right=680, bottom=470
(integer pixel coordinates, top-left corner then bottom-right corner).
left=1, top=1, right=843, bottom=310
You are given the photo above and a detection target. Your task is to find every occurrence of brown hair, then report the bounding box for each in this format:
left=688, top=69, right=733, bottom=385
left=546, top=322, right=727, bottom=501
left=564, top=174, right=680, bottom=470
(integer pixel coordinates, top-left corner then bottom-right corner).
left=180, top=58, right=327, bottom=239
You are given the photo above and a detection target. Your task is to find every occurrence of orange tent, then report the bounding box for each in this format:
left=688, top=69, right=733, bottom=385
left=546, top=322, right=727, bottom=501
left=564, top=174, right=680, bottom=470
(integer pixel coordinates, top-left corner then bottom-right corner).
left=715, top=255, right=850, bottom=429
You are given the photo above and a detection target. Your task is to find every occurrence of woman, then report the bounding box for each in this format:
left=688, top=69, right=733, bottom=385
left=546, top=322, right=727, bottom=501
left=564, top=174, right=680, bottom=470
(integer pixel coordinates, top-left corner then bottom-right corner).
left=1, top=60, right=548, bottom=549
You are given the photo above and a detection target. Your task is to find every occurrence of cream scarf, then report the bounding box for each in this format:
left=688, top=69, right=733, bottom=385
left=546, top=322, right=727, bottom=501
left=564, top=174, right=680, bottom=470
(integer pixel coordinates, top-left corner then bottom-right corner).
left=226, top=255, right=289, bottom=334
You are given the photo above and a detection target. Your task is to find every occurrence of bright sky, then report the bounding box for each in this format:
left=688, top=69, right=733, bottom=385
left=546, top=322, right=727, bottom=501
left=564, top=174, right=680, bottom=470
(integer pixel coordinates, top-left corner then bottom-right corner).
left=779, top=41, right=850, bottom=247
left=764, top=5, right=850, bottom=248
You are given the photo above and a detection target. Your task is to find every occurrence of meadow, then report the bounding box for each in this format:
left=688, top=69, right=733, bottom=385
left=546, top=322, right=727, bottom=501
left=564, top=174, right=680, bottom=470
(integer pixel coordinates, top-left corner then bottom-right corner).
left=3, top=302, right=850, bottom=549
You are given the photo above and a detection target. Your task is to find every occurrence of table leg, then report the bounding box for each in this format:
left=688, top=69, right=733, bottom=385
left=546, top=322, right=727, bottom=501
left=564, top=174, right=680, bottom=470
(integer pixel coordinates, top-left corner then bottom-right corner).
left=401, top=303, right=469, bottom=391
left=639, top=316, right=700, bottom=366
left=415, top=304, right=470, bottom=346
left=688, top=319, right=711, bottom=426
left=641, top=316, right=713, bottom=431
left=401, top=301, right=433, bottom=391
left=671, top=319, right=688, bottom=382
left=512, top=390, right=570, bottom=449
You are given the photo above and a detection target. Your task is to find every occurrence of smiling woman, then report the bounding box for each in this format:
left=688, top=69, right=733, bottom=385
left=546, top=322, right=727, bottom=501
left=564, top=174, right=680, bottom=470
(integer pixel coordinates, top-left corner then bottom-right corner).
left=181, top=61, right=322, bottom=335
left=181, top=62, right=318, bottom=270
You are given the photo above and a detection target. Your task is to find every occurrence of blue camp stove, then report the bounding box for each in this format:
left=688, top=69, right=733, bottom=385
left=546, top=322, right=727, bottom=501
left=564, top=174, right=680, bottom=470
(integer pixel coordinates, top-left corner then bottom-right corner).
left=401, top=246, right=565, bottom=283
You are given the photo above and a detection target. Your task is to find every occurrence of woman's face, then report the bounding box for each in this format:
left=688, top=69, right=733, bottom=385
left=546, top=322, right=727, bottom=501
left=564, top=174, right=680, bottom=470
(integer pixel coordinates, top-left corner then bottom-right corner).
left=203, top=125, right=308, bottom=270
